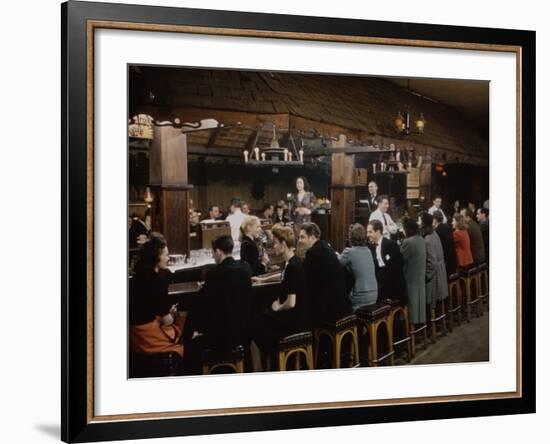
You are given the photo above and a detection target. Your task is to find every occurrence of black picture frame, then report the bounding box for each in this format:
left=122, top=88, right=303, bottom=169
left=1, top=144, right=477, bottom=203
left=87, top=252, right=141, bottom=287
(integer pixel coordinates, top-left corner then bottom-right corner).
left=62, top=1, right=536, bottom=442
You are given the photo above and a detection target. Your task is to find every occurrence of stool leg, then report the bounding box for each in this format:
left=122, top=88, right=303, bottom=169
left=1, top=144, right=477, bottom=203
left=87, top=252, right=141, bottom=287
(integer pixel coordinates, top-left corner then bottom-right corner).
left=447, top=287, right=453, bottom=332
left=352, top=328, right=360, bottom=367
left=334, top=334, right=341, bottom=369
left=369, top=323, right=378, bottom=366
left=423, top=323, right=428, bottom=349
left=313, top=331, right=320, bottom=368
left=202, top=364, right=210, bottom=375
left=403, top=307, right=412, bottom=362
left=464, top=279, right=472, bottom=322
left=430, top=304, right=437, bottom=343
left=278, top=351, right=286, bottom=371
left=409, top=324, right=416, bottom=358
left=441, top=300, right=447, bottom=336
left=457, top=284, right=463, bottom=325
left=294, top=352, right=301, bottom=370
left=306, top=344, right=314, bottom=370
left=386, top=320, right=394, bottom=366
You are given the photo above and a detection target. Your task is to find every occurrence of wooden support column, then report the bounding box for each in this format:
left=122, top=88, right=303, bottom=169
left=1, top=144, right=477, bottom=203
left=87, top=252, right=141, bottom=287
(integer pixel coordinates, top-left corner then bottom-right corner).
left=149, top=125, right=192, bottom=256
left=330, top=152, right=356, bottom=252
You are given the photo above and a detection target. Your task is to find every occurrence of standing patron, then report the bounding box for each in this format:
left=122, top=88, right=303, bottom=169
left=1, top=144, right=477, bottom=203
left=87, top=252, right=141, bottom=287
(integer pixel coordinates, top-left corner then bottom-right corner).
left=476, top=207, right=490, bottom=264
left=420, top=213, right=448, bottom=305
left=433, top=210, right=458, bottom=277
left=366, top=219, right=407, bottom=305
left=226, top=198, right=247, bottom=242
left=400, top=218, right=427, bottom=324
left=428, top=195, right=448, bottom=224
left=299, top=223, right=352, bottom=327
left=369, top=195, right=398, bottom=239
left=460, top=208, right=485, bottom=265
left=452, top=214, right=474, bottom=271
left=338, top=224, right=378, bottom=311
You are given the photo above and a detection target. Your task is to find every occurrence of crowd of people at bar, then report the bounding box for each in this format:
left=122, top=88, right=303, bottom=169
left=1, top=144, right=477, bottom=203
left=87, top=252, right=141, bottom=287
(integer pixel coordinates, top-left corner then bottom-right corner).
left=128, top=177, right=490, bottom=376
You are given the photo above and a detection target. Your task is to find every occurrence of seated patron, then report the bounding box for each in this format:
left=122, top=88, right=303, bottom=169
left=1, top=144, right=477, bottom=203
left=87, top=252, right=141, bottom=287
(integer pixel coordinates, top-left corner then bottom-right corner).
left=129, top=233, right=186, bottom=362
left=262, top=203, right=274, bottom=223
left=201, top=204, right=224, bottom=222
left=368, top=195, right=398, bottom=239
left=252, top=226, right=310, bottom=357
left=400, top=218, right=427, bottom=325
left=419, top=213, right=448, bottom=305
left=183, top=235, right=253, bottom=374
left=452, top=213, right=474, bottom=271
left=366, top=219, right=407, bottom=304
left=338, top=224, right=378, bottom=311
left=460, top=208, right=486, bottom=265
left=273, top=204, right=290, bottom=225
left=299, top=222, right=352, bottom=327
left=433, top=210, right=458, bottom=277
left=240, top=215, right=269, bottom=276
left=129, top=209, right=151, bottom=248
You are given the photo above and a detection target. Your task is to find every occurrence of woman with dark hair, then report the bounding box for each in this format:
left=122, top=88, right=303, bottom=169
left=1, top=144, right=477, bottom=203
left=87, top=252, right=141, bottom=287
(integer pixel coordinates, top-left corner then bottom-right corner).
left=338, top=224, right=378, bottom=310
left=129, top=233, right=186, bottom=362
left=291, top=176, right=317, bottom=225
left=251, top=226, right=310, bottom=365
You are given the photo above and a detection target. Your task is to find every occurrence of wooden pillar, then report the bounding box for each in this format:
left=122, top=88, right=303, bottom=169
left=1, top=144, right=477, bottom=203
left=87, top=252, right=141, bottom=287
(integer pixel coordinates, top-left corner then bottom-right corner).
left=149, top=125, right=192, bottom=256
left=330, top=152, right=356, bottom=252
left=420, top=162, right=432, bottom=209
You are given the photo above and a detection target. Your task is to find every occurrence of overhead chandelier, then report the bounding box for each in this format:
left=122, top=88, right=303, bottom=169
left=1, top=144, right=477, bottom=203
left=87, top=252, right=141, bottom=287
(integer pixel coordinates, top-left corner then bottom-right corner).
left=243, top=126, right=304, bottom=166
left=394, top=79, right=427, bottom=136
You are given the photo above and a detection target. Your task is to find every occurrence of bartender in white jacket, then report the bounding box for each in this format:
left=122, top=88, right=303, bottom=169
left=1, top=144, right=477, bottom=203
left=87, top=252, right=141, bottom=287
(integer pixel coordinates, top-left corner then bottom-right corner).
left=368, top=195, right=397, bottom=239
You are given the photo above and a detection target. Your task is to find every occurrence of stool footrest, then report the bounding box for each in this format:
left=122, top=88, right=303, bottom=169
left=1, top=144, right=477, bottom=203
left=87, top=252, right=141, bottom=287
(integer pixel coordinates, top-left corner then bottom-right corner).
left=393, top=336, right=411, bottom=346
left=431, top=313, right=447, bottom=322
left=372, top=350, right=395, bottom=363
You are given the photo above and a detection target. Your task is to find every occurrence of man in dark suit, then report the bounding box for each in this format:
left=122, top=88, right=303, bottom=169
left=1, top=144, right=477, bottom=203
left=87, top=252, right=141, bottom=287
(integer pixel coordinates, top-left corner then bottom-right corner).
left=299, top=222, right=352, bottom=327
left=366, top=219, right=407, bottom=305
left=184, top=235, right=253, bottom=374
left=366, top=180, right=379, bottom=213
left=433, top=210, right=458, bottom=277
left=476, top=207, right=489, bottom=265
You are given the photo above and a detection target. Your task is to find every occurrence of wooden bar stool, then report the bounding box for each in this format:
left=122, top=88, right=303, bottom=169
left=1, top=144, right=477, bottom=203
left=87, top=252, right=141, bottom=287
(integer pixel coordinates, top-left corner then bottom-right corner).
left=356, top=302, right=394, bottom=366
left=314, top=315, right=360, bottom=369
left=382, top=298, right=412, bottom=362
left=428, top=299, right=447, bottom=343
left=460, top=266, right=481, bottom=322
left=477, top=263, right=489, bottom=312
left=277, top=332, right=314, bottom=371
left=202, top=345, right=245, bottom=375
left=447, top=273, right=462, bottom=331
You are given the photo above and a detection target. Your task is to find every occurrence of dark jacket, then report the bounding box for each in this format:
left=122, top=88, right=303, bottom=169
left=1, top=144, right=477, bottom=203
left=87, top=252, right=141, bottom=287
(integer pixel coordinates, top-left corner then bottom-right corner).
left=480, top=220, right=489, bottom=264
left=467, top=220, right=486, bottom=265
left=435, top=223, right=458, bottom=277
left=369, top=237, right=408, bottom=305
left=240, top=235, right=266, bottom=276
left=188, top=257, right=253, bottom=350
left=303, top=240, right=352, bottom=327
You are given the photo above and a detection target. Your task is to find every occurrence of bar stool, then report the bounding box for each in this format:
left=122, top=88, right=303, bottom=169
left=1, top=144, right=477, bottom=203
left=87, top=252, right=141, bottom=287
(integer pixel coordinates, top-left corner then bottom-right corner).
left=356, top=302, right=394, bottom=366
left=428, top=299, right=447, bottom=343
left=460, top=266, right=481, bottom=322
left=314, top=315, right=360, bottom=369
left=477, top=263, right=489, bottom=312
left=277, top=332, right=314, bottom=371
left=201, top=345, right=245, bottom=375
left=447, top=273, right=462, bottom=331
left=382, top=298, right=412, bottom=362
